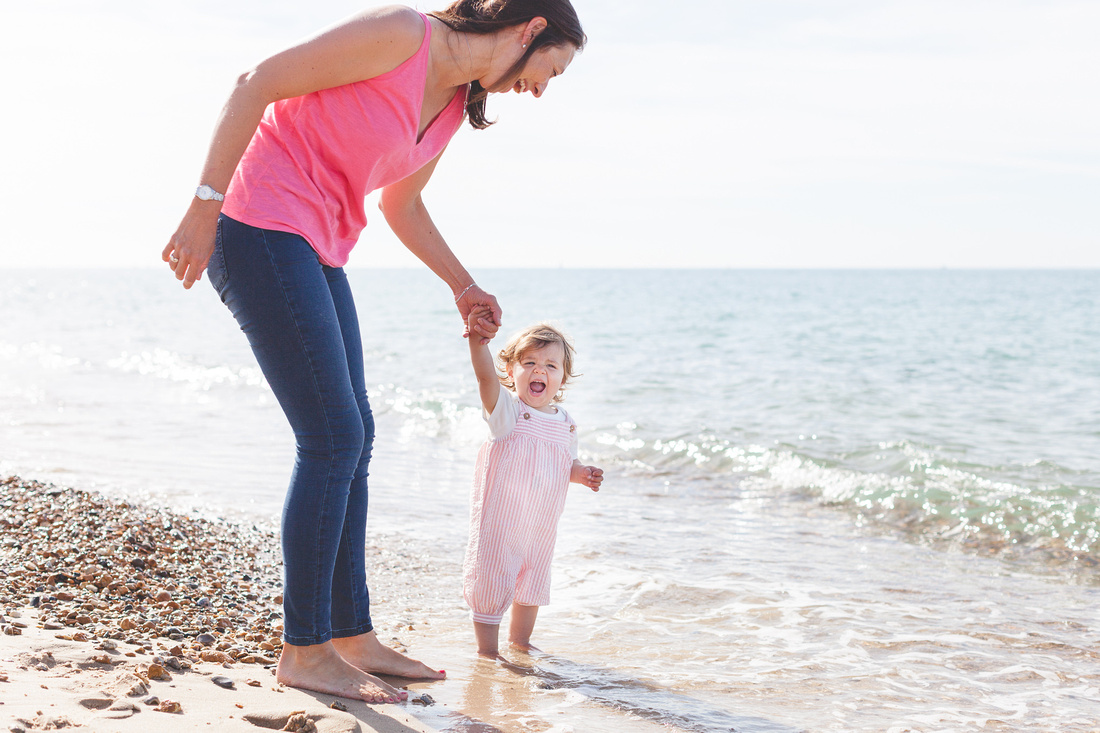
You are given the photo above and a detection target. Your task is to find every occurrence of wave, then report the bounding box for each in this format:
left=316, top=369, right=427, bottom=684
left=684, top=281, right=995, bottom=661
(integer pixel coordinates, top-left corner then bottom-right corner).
left=21, top=328, right=1096, bottom=580
left=107, top=349, right=268, bottom=391
left=310, top=392, right=1100, bottom=577
left=0, top=341, right=87, bottom=372
left=509, top=654, right=801, bottom=733
left=593, top=426, right=1100, bottom=579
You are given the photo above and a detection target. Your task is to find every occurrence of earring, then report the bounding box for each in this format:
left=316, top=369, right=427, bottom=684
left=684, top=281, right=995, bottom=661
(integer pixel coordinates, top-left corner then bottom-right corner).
left=522, top=43, right=527, bottom=48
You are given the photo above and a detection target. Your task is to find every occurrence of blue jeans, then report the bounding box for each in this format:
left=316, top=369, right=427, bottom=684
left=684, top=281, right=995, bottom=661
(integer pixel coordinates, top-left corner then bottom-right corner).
left=209, top=214, right=374, bottom=645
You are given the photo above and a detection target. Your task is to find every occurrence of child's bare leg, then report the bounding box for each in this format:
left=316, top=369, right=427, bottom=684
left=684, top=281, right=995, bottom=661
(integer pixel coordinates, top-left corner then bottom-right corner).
left=508, top=603, right=541, bottom=651
left=474, top=620, right=502, bottom=658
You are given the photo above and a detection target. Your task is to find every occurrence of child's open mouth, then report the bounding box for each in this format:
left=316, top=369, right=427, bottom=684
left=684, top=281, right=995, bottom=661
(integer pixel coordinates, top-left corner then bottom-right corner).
left=529, top=381, right=546, bottom=395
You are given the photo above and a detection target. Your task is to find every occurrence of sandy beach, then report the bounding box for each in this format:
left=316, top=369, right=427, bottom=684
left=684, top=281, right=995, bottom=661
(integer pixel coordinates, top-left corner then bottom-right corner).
left=0, top=475, right=447, bottom=733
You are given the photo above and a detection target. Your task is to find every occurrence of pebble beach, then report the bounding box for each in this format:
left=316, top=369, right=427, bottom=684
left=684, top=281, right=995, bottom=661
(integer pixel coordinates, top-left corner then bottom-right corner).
left=0, top=475, right=444, bottom=733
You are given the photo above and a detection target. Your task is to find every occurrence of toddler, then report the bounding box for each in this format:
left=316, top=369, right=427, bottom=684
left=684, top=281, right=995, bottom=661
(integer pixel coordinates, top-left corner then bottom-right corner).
left=463, top=307, right=603, bottom=658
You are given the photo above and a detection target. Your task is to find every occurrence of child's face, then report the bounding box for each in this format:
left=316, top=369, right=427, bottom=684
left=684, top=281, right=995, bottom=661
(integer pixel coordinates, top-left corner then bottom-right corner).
left=507, top=342, right=566, bottom=412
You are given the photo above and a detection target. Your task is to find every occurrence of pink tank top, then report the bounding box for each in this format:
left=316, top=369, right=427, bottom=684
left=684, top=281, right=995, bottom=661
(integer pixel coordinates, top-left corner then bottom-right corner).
left=222, top=13, right=468, bottom=267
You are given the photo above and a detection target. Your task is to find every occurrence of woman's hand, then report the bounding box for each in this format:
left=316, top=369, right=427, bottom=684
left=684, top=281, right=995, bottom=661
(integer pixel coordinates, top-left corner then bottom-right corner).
left=163, top=200, right=221, bottom=289
left=456, top=284, right=502, bottom=344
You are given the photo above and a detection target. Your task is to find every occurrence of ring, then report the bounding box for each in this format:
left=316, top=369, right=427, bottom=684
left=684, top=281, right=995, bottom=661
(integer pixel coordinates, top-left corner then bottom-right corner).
left=169, top=255, right=179, bottom=264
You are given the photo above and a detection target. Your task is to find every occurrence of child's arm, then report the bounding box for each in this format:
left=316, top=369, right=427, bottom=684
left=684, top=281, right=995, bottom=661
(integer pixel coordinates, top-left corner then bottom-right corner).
left=468, top=306, right=501, bottom=416
left=570, top=461, right=603, bottom=492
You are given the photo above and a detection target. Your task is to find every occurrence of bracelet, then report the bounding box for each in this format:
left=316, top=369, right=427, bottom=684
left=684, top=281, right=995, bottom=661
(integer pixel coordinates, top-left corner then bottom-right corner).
left=455, top=283, right=476, bottom=303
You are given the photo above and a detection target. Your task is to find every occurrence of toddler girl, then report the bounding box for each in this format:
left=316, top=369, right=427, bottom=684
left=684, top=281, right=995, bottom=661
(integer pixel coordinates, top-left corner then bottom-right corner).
left=463, top=307, right=603, bottom=658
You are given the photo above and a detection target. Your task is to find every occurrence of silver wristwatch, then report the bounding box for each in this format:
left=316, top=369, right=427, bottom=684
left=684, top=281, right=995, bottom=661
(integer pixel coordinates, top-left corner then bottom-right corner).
left=195, top=184, right=225, bottom=202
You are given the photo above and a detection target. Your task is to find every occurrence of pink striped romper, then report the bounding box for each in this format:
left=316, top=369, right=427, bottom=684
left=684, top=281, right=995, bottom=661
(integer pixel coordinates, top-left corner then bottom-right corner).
left=463, top=385, right=579, bottom=625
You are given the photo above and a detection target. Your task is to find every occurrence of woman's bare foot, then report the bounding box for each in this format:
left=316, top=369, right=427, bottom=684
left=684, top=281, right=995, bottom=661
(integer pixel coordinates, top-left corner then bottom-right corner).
left=276, top=641, right=408, bottom=703
left=332, top=631, right=446, bottom=680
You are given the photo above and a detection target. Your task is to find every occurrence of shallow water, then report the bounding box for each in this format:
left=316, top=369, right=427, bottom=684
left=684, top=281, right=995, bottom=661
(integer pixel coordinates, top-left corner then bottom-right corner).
left=2, top=268, right=1099, bottom=731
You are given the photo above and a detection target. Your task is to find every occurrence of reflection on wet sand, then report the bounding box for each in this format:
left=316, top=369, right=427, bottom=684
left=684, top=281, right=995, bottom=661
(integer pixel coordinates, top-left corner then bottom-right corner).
left=454, top=651, right=801, bottom=733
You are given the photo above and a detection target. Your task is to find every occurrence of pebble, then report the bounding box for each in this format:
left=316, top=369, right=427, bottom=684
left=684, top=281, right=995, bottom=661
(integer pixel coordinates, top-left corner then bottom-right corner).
left=239, top=654, right=277, bottom=665
left=103, top=700, right=140, bottom=719
left=211, top=675, right=235, bottom=689
left=147, top=663, right=172, bottom=681
left=0, top=476, right=285, bottom=666
left=281, top=713, right=317, bottom=732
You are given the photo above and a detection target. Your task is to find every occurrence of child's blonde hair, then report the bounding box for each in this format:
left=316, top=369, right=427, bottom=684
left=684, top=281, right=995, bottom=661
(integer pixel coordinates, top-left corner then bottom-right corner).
left=497, top=322, right=578, bottom=403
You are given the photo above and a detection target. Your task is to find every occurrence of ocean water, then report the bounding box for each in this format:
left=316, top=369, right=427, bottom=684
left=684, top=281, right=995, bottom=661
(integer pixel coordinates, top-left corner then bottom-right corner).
left=2, top=267, right=1099, bottom=732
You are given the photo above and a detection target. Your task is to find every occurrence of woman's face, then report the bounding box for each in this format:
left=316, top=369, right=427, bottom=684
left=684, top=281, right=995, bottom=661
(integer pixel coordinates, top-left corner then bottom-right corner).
left=491, top=44, right=576, bottom=98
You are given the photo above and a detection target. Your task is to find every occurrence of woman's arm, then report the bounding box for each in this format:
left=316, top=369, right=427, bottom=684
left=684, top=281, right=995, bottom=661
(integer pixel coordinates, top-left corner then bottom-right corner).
left=379, top=150, right=502, bottom=343
left=164, top=6, right=427, bottom=289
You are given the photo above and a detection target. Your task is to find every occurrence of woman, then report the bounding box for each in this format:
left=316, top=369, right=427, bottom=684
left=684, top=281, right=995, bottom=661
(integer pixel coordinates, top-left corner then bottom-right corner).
left=162, top=0, right=585, bottom=704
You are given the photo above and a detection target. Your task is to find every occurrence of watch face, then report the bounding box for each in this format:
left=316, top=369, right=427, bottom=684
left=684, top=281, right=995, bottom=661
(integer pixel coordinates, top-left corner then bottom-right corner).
left=196, top=184, right=223, bottom=201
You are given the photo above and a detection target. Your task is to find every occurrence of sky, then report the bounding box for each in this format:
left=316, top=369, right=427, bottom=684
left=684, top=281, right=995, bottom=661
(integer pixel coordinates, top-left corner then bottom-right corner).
left=1, top=0, right=1098, bottom=269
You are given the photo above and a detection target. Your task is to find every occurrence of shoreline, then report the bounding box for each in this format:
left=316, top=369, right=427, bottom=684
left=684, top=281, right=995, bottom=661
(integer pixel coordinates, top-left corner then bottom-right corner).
left=1, top=475, right=685, bottom=733
left=0, top=475, right=444, bottom=732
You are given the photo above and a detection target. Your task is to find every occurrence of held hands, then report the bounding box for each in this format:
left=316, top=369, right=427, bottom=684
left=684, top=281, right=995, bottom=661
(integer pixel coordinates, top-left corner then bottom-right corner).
left=571, top=462, right=604, bottom=492
left=162, top=200, right=221, bottom=289
left=466, top=304, right=497, bottom=343
left=456, top=284, right=502, bottom=344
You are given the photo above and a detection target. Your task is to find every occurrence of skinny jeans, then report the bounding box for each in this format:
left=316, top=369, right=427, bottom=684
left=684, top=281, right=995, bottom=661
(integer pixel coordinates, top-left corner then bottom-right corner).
left=208, top=214, right=374, bottom=645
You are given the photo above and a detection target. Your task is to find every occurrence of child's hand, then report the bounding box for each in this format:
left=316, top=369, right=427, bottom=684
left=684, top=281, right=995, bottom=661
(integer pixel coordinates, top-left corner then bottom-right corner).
left=572, top=463, right=604, bottom=492
left=466, top=305, right=495, bottom=342
left=457, top=286, right=502, bottom=345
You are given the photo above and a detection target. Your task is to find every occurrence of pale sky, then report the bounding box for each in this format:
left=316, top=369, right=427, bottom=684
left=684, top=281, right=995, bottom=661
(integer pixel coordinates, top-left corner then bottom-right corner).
left=1, top=0, right=1097, bottom=269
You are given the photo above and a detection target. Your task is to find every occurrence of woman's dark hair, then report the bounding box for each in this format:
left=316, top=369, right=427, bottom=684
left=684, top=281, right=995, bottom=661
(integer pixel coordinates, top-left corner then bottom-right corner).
left=430, top=0, right=586, bottom=129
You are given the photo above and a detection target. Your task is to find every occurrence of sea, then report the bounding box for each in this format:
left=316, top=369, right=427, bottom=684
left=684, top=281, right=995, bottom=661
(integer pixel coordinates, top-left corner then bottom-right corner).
left=2, top=268, right=1098, bottom=732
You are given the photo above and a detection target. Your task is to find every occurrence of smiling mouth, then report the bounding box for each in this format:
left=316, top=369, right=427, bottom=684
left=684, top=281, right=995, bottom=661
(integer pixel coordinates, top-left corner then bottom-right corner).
left=514, top=79, right=529, bottom=93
